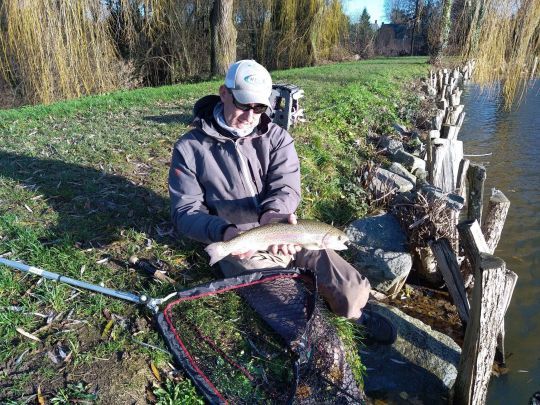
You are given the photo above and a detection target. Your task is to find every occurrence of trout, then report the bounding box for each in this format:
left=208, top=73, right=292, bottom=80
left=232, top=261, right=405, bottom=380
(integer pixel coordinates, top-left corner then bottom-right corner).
left=204, top=219, right=349, bottom=265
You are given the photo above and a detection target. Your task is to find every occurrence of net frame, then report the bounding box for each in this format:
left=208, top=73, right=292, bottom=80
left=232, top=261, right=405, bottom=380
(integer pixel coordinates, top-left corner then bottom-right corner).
left=155, top=269, right=313, bottom=404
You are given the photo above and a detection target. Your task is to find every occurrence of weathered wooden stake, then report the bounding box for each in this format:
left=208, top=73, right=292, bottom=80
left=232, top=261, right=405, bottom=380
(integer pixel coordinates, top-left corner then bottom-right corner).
left=481, top=189, right=510, bottom=254
left=457, top=220, right=489, bottom=275
left=454, top=253, right=510, bottom=405
left=493, top=269, right=518, bottom=366
left=432, top=138, right=463, bottom=193
left=427, top=129, right=434, bottom=184
left=458, top=220, right=516, bottom=367
left=430, top=238, right=470, bottom=324
left=456, top=159, right=470, bottom=199
left=467, top=163, right=486, bottom=223
left=442, top=124, right=460, bottom=140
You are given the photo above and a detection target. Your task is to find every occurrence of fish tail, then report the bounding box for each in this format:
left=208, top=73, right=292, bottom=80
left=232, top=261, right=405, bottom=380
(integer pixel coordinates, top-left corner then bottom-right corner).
left=204, top=242, right=228, bottom=266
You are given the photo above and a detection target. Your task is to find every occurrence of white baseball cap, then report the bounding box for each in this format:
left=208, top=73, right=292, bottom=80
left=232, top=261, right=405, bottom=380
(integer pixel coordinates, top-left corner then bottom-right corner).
left=225, top=60, right=272, bottom=106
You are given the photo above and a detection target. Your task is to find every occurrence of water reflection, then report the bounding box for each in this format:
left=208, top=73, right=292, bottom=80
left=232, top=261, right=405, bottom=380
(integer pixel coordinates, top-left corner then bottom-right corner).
left=460, top=80, right=540, bottom=404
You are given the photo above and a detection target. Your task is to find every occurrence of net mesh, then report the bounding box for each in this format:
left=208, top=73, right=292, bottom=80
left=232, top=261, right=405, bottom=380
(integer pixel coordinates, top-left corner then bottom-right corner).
left=157, top=271, right=364, bottom=404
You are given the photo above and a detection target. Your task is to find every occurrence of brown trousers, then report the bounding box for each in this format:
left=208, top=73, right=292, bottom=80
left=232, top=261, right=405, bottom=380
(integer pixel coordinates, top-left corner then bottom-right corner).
left=219, top=249, right=371, bottom=319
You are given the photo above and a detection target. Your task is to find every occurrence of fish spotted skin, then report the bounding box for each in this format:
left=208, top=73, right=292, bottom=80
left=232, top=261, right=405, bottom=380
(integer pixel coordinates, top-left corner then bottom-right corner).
left=204, top=220, right=349, bottom=265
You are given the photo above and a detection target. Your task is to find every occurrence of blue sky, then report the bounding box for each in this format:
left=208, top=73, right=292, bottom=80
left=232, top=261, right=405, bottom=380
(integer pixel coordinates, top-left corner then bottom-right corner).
left=342, top=0, right=387, bottom=25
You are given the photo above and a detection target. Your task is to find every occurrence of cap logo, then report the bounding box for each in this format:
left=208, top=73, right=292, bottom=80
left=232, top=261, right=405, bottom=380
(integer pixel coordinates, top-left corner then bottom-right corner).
left=243, top=74, right=267, bottom=86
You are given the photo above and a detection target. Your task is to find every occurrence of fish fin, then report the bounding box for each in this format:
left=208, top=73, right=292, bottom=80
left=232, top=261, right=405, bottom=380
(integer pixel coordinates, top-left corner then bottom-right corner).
left=205, top=242, right=228, bottom=266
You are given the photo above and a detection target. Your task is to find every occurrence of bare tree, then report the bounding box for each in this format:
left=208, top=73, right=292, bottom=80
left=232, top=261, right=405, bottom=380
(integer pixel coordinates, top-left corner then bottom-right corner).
left=410, top=0, right=423, bottom=55
left=384, top=0, right=416, bottom=23
left=351, top=8, right=376, bottom=58
left=211, top=0, right=237, bottom=76
left=430, top=0, right=453, bottom=64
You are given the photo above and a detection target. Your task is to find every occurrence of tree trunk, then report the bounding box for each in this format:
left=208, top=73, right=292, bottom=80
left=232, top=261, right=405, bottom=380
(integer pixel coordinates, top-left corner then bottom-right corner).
left=410, top=0, right=422, bottom=56
left=430, top=0, right=453, bottom=65
left=211, top=0, right=237, bottom=76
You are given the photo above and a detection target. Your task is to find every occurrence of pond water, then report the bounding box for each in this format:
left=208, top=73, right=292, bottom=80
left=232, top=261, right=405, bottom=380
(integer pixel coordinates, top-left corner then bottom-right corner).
left=459, top=80, right=540, bottom=403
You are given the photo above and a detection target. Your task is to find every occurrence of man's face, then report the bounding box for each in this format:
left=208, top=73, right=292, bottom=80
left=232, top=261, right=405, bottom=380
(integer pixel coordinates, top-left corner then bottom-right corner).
left=219, top=85, right=265, bottom=130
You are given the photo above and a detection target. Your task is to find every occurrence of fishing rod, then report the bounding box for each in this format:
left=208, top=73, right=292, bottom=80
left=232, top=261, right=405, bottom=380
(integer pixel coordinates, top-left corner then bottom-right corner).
left=0, top=257, right=177, bottom=313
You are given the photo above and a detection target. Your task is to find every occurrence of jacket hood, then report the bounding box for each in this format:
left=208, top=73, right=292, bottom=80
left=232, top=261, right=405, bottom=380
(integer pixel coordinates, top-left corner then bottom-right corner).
left=191, top=95, right=272, bottom=141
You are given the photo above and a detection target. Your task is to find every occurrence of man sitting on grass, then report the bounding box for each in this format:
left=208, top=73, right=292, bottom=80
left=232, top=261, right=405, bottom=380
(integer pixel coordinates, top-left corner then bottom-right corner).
left=168, top=59, right=396, bottom=345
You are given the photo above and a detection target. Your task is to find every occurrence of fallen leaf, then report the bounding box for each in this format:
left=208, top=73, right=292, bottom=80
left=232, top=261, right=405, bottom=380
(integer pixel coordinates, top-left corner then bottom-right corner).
left=150, top=362, right=162, bottom=382
left=37, top=385, right=46, bottom=405
left=16, top=327, right=41, bottom=342
left=101, top=319, right=115, bottom=339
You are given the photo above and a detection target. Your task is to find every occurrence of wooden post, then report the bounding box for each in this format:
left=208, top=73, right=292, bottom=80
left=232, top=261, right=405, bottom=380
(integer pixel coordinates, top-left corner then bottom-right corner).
left=457, top=220, right=489, bottom=273
left=493, top=269, right=518, bottom=366
left=458, top=220, right=516, bottom=367
left=432, top=139, right=448, bottom=190
left=430, top=239, right=470, bottom=325
left=427, top=128, right=434, bottom=183
left=432, top=138, right=463, bottom=193
left=456, top=111, right=466, bottom=128
left=456, top=159, right=470, bottom=199
left=454, top=253, right=511, bottom=405
left=432, top=109, right=446, bottom=130
left=467, top=163, right=486, bottom=223
left=442, top=124, right=460, bottom=140
left=481, top=189, right=510, bottom=254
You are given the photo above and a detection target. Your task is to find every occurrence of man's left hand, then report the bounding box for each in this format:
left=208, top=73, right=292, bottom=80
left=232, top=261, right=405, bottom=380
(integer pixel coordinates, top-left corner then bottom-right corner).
left=259, top=211, right=302, bottom=256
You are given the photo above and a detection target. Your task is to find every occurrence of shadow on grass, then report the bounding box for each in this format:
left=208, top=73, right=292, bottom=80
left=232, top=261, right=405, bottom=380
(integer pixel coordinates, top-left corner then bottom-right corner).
left=0, top=150, right=171, bottom=247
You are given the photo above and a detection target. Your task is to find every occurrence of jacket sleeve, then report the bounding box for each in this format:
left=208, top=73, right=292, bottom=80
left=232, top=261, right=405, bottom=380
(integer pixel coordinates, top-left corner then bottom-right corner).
left=168, top=140, right=231, bottom=244
left=258, top=128, right=301, bottom=215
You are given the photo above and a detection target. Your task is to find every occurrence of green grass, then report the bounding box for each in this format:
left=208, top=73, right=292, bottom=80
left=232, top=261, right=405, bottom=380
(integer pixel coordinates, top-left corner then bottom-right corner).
left=0, top=56, right=428, bottom=402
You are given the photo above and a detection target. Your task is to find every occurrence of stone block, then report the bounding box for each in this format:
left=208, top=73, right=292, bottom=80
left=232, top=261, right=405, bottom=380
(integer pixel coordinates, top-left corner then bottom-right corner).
left=345, top=213, right=412, bottom=294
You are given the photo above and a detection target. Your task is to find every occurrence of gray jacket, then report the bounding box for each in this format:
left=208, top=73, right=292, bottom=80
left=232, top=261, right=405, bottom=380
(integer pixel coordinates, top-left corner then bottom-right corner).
left=168, top=95, right=301, bottom=244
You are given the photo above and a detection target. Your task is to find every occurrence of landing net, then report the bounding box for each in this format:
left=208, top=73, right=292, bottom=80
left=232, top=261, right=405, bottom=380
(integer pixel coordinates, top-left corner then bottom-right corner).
left=155, top=270, right=364, bottom=404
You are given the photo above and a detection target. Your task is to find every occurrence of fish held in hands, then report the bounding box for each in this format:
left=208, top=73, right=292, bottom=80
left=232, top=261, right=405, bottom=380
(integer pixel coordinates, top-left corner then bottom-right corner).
left=205, top=219, right=349, bottom=265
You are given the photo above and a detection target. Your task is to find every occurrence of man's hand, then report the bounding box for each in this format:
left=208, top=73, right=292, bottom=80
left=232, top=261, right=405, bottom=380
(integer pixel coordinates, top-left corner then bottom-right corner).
left=223, top=225, right=256, bottom=260
left=259, top=211, right=302, bottom=256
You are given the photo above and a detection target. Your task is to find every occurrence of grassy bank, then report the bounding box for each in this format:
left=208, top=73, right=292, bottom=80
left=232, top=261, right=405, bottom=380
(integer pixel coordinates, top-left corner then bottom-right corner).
left=0, top=57, right=428, bottom=402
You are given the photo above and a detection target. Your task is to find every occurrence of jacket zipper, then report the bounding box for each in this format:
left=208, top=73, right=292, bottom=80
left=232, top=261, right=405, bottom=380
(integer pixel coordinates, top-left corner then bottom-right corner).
left=234, top=141, right=259, bottom=209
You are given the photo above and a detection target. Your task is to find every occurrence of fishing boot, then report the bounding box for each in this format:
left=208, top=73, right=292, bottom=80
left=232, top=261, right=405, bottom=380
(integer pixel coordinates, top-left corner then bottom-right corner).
left=357, top=304, right=397, bottom=345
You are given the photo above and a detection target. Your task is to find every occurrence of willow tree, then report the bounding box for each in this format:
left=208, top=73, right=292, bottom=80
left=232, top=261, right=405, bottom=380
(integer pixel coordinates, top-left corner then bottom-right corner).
left=108, top=0, right=213, bottom=84
left=458, top=0, right=540, bottom=108
left=0, top=0, right=120, bottom=104
left=211, top=0, right=236, bottom=76
left=259, top=0, right=348, bottom=69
